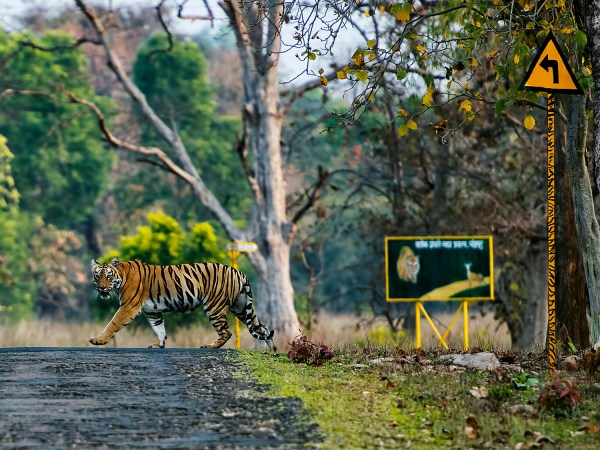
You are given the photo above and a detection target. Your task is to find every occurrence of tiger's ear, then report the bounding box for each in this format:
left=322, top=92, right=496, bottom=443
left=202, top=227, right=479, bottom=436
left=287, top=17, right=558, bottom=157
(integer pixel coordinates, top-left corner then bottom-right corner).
left=91, top=259, right=99, bottom=270
left=111, top=257, right=119, bottom=268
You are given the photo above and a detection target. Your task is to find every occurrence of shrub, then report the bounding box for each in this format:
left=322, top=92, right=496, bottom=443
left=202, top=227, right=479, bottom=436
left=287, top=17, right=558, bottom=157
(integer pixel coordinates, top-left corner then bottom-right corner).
left=538, top=378, right=581, bottom=415
left=287, top=333, right=335, bottom=366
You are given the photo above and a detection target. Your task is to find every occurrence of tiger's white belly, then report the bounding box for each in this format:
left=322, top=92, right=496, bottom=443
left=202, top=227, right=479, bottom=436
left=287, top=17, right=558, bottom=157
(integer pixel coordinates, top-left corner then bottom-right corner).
left=142, top=295, right=204, bottom=314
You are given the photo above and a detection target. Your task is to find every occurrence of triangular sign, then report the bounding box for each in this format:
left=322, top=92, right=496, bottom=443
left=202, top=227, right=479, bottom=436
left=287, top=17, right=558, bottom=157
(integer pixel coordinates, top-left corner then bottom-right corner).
left=521, top=32, right=583, bottom=94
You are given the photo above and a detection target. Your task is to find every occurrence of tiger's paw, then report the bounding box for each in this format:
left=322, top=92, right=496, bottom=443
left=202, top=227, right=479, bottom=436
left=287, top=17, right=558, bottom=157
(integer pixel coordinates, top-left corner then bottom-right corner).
left=89, top=336, right=108, bottom=346
left=147, top=343, right=166, bottom=348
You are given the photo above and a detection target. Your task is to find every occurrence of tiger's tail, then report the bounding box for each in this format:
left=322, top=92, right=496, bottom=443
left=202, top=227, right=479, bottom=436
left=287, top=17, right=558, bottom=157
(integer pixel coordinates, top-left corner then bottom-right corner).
left=231, top=278, right=276, bottom=352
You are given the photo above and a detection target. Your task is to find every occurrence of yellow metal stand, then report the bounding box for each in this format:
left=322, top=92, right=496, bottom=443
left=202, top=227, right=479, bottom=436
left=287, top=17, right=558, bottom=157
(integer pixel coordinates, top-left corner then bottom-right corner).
left=415, top=301, right=469, bottom=351
left=229, top=248, right=241, bottom=350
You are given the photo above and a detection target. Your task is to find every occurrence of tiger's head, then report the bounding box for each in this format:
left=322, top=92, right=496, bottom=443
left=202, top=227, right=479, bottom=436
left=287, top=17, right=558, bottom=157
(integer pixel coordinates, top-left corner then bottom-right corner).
left=91, top=257, right=123, bottom=300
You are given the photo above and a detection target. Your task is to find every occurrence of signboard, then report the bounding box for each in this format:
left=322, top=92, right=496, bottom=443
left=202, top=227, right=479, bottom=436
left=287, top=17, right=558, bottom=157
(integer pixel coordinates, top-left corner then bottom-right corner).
left=226, top=241, right=258, bottom=253
left=385, top=236, right=494, bottom=302
left=521, top=32, right=583, bottom=94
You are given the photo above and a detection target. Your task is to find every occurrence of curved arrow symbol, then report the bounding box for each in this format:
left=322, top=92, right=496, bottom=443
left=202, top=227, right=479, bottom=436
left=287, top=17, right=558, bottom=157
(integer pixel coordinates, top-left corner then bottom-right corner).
left=540, top=54, right=559, bottom=84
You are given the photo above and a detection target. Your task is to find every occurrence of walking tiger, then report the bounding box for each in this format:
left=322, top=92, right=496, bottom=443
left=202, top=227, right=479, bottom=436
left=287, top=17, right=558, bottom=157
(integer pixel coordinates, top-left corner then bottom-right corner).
left=89, top=258, right=276, bottom=351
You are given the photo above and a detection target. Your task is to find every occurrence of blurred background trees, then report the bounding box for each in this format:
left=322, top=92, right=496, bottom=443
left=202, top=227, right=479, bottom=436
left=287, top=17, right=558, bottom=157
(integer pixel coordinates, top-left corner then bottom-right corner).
left=0, top=1, right=596, bottom=350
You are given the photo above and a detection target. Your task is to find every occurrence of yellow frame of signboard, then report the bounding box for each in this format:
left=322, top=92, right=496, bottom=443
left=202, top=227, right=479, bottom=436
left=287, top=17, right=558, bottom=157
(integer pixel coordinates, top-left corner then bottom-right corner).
left=384, top=236, right=494, bottom=350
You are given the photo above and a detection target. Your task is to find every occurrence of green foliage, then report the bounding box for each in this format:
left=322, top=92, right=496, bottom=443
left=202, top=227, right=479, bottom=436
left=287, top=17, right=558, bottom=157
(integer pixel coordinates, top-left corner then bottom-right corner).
left=0, top=209, right=35, bottom=320
left=110, top=210, right=227, bottom=266
left=0, top=30, right=113, bottom=229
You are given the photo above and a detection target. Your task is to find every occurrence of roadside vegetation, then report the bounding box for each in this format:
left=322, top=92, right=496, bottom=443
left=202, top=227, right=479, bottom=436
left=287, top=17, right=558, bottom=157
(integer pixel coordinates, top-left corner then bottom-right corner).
left=241, top=341, right=600, bottom=449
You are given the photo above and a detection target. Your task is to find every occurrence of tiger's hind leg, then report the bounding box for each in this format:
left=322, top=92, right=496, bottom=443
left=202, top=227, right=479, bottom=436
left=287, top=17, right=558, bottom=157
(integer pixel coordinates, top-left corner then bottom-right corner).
left=230, top=292, right=276, bottom=352
left=201, top=312, right=232, bottom=349
left=145, top=311, right=167, bottom=348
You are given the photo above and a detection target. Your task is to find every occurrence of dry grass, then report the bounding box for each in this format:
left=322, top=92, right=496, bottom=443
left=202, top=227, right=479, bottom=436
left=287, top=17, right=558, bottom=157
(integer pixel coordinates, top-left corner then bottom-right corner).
left=0, top=309, right=511, bottom=350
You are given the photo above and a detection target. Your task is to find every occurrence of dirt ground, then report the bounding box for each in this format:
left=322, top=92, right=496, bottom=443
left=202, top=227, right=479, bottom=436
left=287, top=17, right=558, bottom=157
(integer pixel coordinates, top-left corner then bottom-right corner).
left=0, top=348, right=321, bottom=449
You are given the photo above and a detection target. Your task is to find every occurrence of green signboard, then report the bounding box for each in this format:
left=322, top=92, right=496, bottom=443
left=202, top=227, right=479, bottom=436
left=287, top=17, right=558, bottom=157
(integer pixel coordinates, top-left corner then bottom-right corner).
left=385, top=236, right=494, bottom=302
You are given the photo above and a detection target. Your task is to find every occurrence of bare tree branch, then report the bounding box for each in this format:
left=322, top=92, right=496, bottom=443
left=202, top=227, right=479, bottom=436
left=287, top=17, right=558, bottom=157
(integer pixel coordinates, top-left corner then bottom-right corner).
left=62, top=90, right=200, bottom=187
left=74, top=0, right=246, bottom=244
left=290, top=165, right=330, bottom=224
left=177, top=0, right=215, bottom=24
left=147, top=0, right=174, bottom=59
left=18, top=37, right=102, bottom=52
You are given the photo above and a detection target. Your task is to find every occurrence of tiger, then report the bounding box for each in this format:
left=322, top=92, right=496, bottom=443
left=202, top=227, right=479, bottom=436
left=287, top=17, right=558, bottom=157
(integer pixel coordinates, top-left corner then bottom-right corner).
left=396, top=246, right=420, bottom=283
left=89, top=258, right=276, bottom=351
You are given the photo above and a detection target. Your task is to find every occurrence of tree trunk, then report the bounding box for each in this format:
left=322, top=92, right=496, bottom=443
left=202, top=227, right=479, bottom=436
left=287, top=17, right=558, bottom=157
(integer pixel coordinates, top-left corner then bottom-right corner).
left=555, top=96, right=590, bottom=348
left=221, top=0, right=300, bottom=347
left=514, top=239, right=548, bottom=349
left=565, top=95, right=600, bottom=349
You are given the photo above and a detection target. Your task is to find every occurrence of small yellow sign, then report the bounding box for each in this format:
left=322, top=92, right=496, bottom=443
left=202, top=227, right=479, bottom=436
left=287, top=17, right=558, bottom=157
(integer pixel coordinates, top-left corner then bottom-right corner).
left=521, top=32, right=583, bottom=94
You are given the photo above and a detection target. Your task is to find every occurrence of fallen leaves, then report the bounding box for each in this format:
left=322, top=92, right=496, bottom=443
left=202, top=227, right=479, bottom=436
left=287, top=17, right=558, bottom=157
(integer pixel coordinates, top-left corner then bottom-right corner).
left=469, top=385, right=489, bottom=398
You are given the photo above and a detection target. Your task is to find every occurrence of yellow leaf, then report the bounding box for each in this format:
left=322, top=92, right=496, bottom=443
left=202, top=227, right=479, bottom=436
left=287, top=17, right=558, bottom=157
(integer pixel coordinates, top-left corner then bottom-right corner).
left=561, top=27, right=575, bottom=34
left=318, top=68, right=324, bottom=75
left=397, top=108, right=408, bottom=119
left=416, top=45, right=425, bottom=53
left=336, top=70, right=347, bottom=80
left=368, top=90, right=375, bottom=102
left=407, top=120, right=418, bottom=130
left=459, top=100, right=472, bottom=112
left=398, top=124, right=409, bottom=137
left=364, top=8, right=370, bottom=17
left=357, top=70, right=368, bottom=82
left=367, top=39, right=377, bottom=48
left=470, top=58, right=479, bottom=68
left=487, top=50, right=499, bottom=58
left=467, top=112, right=476, bottom=121
left=368, top=52, right=375, bottom=61
left=513, top=54, right=520, bottom=64
left=378, top=5, right=385, bottom=14
left=308, top=52, right=316, bottom=61
left=320, top=77, right=328, bottom=86
left=395, top=10, right=410, bottom=22
left=422, top=86, right=435, bottom=107
left=524, top=115, right=535, bottom=130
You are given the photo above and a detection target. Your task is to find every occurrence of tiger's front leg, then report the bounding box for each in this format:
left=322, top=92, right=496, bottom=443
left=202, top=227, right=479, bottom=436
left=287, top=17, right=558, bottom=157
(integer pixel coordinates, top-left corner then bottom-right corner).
left=89, top=303, right=142, bottom=346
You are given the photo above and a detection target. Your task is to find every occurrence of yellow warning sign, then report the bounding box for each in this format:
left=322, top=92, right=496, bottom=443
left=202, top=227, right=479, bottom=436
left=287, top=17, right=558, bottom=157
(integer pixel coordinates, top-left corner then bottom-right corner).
left=521, top=32, right=583, bottom=94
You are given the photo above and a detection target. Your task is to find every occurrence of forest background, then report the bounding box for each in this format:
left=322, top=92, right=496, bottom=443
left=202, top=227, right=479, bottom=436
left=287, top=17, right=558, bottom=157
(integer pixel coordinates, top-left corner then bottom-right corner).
left=0, top=0, right=597, bottom=351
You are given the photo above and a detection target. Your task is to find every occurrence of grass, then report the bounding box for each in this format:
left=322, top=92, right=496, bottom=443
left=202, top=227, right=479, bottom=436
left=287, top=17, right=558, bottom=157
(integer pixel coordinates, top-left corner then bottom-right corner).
left=240, top=347, right=600, bottom=449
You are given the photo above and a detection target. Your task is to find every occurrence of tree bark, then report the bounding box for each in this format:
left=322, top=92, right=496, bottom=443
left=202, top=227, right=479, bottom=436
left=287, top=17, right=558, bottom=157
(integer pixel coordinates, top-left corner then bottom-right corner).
left=514, top=239, right=548, bottom=349
left=219, top=0, right=300, bottom=347
left=565, top=95, right=600, bottom=349
left=555, top=96, right=590, bottom=348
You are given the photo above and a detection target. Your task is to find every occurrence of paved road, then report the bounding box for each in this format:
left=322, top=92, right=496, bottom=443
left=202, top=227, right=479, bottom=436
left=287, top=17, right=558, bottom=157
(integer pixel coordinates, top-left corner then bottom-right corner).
left=0, top=348, right=321, bottom=449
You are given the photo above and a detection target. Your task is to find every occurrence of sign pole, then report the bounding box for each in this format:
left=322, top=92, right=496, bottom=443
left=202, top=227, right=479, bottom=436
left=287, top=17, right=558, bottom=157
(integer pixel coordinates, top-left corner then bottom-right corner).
left=229, top=248, right=241, bottom=350
left=547, top=94, right=556, bottom=372
left=226, top=241, right=258, bottom=350
left=520, top=32, right=583, bottom=371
